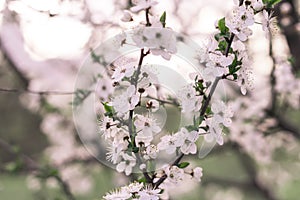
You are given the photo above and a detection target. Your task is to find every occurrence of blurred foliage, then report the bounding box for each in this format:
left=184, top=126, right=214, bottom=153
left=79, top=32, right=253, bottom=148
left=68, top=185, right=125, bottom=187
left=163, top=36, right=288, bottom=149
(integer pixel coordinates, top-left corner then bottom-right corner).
left=0, top=55, right=48, bottom=165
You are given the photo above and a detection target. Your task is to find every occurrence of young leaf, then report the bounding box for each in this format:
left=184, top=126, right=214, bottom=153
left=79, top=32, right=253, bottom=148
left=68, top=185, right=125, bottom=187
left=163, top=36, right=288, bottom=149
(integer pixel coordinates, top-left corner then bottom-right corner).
left=102, top=102, right=114, bottom=117
left=268, top=0, right=281, bottom=7
left=160, top=11, right=166, bottom=28
left=138, top=177, right=146, bottom=183
left=178, top=162, right=190, bottom=169
left=218, top=17, right=229, bottom=35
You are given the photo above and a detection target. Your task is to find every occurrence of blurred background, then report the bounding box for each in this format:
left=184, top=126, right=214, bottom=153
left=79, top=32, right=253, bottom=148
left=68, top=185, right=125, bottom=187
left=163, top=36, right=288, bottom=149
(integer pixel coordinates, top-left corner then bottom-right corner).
left=0, top=0, right=300, bottom=199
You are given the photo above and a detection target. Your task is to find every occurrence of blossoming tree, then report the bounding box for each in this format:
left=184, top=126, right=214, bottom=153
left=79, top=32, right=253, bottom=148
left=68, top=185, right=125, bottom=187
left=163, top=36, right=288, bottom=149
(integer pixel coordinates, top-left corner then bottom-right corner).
left=83, top=0, right=294, bottom=199
left=1, top=0, right=300, bottom=200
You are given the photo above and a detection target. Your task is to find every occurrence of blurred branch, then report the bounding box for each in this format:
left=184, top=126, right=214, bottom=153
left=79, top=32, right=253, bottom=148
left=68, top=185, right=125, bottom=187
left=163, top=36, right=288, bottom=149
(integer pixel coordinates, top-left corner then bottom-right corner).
left=52, top=175, right=76, bottom=200
left=268, top=27, right=277, bottom=112
left=201, top=142, right=279, bottom=200
left=275, top=0, right=300, bottom=71
left=204, top=142, right=279, bottom=199
left=266, top=17, right=300, bottom=139
left=233, top=142, right=278, bottom=200
left=0, top=45, right=29, bottom=88
left=0, top=138, right=39, bottom=171
left=0, top=137, right=76, bottom=200
left=266, top=109, right=300, bottom=139
left=0, top=88, right=74, bottom=95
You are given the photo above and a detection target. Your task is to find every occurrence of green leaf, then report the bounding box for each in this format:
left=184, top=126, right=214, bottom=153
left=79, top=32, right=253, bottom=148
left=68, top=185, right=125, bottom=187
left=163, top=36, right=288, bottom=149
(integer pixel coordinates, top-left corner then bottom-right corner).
left=264, top=0, right=281, bottom=8
left=218, top=18, right=229, bottom=34
left=205, top=106, right=212, bottom=115
left=198, top=115, right=204, bottom=125
left=127, top=142, right=139, bottom=153
left=102, top=102, right=114, bottom=117
left=185, top=125, right=198, bottom=132
left=228, top=54, right=243, bottom=74
left=214, top=33, right=221, bottom=41
left=268, top=0, right=281, bottom=6
left=233, top=73, right=238, bottom=80
left=218, top=40, right=227, bottom=52
left=178, top=162, right=190, bottom=169
left=160, top=11, right=166, bottom=28
left=132, top=146, right=139, bottom=153
left=138, top=177, right=146, bottom=183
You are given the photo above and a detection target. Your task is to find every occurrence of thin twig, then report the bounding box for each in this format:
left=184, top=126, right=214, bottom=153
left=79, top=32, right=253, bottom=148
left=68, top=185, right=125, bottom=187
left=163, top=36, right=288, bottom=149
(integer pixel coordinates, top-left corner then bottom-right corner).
left=146, top=95, right=180, bottom=106
left=145, top=8, right=151, bottom=27
left=200, top=77, right=221, bottom=116
left=0, top=88, right=75, bottom=95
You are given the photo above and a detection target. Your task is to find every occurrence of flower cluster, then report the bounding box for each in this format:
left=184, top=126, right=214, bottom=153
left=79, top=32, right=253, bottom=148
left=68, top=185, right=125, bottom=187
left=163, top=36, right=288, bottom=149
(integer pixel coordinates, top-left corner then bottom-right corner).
left=99, top=0, right=281, bottom=199
left=103, top=182, right=161, bottom=200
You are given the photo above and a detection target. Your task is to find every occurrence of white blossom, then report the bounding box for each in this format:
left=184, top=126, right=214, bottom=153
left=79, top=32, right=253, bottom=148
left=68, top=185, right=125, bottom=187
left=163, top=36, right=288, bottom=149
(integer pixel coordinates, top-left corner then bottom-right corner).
left=237, top=59, right=253, bottom=95
left=261, top=10, right=276, bottom=38
left=96, top=78, right=114, bottom=101
left=177, top=84, right=202, bottom=113
left=209, top=51, right=234, bottom=68
left=146, top=100, right=159, bottom=112
left=157, top=135, right=178, bottom=154
left=180, top=128, right=199, bottom=154
left=137, top=186, right=161, bottom=200
left=116, top=153, right=137, bottom=175
left=134, top=115, right=161, bottom=146
left=164, top=165, right=185, bottom=184
left=123, top=182, right=144, bottom=193
left=225, top=6, right=255, bottom=41
left=245, top=0, right=264, bottom=11
left=103, top=189, right=132, bottom=200
left=112, top=62, right=136, bottom=82
left=132, top=27, right=177, bottom=60
left=204, top=117, right=224, bottom=145
left=137, top=65, right=159, bottom=97
left=130, top=0, right=158, bottom=13
left=192, top=167, right=203, bottom=182
left=121, top=10, right=133, bottom=22
left=106, top=141, right=128, bottom=164
left=234, top=6, right=255, bottom=26
left=203, top=63, right=226, bottom=82
left=211, top=100, right=234, bottom=127
left=112, top=85, right=139, bottom=115
left=143, top=144, right=158, bottom=160
left=99, top=116, right=119, bottom=140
